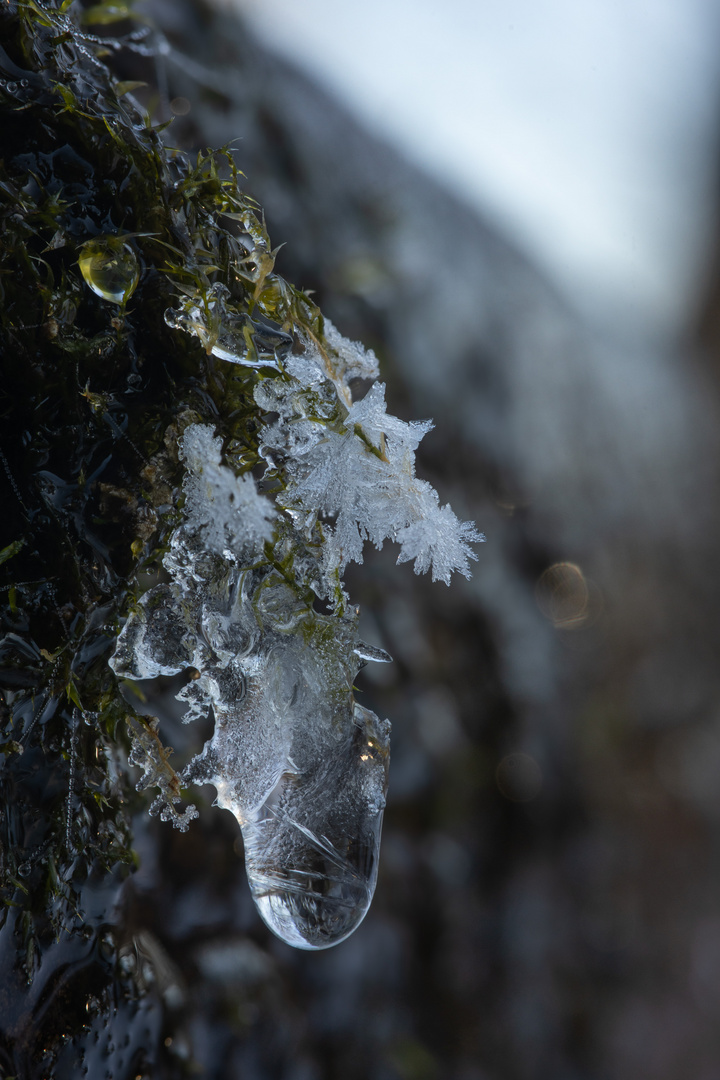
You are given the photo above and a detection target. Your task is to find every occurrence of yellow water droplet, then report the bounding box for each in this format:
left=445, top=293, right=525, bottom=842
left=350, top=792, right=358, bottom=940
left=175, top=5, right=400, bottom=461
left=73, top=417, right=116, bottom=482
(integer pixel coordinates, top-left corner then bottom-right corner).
left=78, top=236, right=139, bottom=304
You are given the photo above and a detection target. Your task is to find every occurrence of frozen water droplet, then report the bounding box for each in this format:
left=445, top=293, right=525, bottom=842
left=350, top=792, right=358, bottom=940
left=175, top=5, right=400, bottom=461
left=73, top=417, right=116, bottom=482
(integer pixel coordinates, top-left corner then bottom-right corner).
left=239, top=704, right=390, bottom=950
left=78, top=236, right=139, bottom=304
left=164, top=575, right=393, bottom=950
left=164, top=282, right=291, bottom=369
left=353, top=640, right=393, bottom=666
left=110, top=584, right=195, bottom=679
left=212, top=315, right=292, bottom=369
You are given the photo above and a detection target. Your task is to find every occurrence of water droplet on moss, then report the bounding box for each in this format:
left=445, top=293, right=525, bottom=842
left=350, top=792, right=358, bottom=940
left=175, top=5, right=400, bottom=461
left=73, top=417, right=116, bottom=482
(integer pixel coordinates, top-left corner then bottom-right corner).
left=78, top=237, right=139, bottom=305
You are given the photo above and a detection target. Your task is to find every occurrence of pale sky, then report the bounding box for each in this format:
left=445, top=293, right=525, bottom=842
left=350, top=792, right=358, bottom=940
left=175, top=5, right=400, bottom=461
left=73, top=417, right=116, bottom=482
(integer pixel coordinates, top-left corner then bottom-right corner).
left=224, top=0, right=720, bottom=336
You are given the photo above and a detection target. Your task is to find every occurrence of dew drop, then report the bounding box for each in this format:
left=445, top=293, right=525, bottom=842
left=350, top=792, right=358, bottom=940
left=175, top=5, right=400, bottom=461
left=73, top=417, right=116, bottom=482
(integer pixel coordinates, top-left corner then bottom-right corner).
left=78, top=236, right=139, bottom=305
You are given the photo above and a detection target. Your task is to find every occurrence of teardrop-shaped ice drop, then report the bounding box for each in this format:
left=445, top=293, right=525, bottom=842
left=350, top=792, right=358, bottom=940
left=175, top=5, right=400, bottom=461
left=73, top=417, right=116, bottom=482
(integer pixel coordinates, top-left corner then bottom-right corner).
left=78, top=236, right=139, bottom=304
left=240, top=704, right=390, bottom=950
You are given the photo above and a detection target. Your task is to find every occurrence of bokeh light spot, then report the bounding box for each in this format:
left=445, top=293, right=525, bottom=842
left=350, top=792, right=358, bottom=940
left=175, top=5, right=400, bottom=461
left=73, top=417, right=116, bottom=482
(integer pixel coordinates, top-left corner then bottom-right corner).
left=535, top=561, right=590, bottom=629
left=496, top=753, right=543, bottom=803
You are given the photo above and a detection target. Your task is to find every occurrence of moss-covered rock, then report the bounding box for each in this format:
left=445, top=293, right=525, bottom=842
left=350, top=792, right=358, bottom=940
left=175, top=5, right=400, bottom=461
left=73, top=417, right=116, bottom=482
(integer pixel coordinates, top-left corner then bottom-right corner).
left=0, top=0, right=329, bottom=1069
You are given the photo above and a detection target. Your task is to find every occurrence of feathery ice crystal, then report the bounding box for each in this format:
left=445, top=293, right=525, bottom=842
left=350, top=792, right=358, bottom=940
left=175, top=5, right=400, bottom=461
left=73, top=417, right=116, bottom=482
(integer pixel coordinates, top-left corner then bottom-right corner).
left=111, top=315, right=482, bottom=949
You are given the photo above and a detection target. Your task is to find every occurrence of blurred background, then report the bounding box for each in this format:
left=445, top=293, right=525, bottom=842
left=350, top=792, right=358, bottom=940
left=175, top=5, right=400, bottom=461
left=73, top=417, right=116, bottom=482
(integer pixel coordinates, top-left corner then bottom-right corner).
left=231, top=0, right=720, bottom=340
left=120, top=0, right=720, bottom=1076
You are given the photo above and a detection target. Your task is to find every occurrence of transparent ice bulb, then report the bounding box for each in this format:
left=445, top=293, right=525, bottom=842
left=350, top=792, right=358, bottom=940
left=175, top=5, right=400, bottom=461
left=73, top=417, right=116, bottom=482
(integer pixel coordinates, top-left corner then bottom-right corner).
left=229, top=705, right=390, bottom=950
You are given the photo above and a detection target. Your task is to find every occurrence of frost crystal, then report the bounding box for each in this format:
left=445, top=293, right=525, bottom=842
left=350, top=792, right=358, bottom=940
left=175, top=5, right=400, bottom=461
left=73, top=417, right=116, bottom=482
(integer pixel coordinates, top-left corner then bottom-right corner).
left=396, top=502, right=484, bottom=585
left=112, top=317, right=482, bottom=950
left=257, top=372, right=483, bottom=585
left=126, top=714, right=199, bottom=833
left=323, top=317, right=380, bottom=383
left=178, top=424, right=276, bottom=559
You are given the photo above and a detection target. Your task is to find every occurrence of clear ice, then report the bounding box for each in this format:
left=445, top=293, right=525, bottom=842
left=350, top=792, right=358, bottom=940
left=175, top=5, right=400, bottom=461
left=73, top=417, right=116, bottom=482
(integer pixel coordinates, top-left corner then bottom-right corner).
left=78, top=235, right=139, bottom=304
left=112, top=570, right=390, bottom=949
left=164, top=283, right=292, bottom=369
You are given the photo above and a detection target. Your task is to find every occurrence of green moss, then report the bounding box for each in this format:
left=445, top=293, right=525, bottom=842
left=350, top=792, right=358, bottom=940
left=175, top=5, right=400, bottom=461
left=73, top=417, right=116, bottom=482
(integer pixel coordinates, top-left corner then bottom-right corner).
left=0, top=0, right=337, bottom=978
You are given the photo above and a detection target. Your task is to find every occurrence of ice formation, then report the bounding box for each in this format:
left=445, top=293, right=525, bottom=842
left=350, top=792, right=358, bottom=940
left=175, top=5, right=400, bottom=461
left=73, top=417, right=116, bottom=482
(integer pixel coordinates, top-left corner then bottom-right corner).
left=256, top=335, right=483, bottom=586
left=164, top=282, right=293, bottom=369
left=111, top=316, right=482, bottom=949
